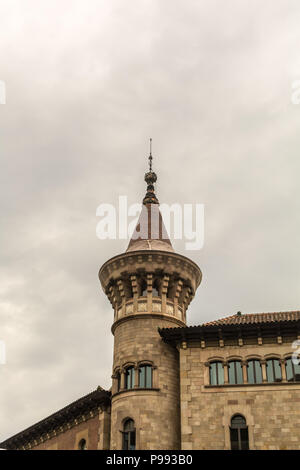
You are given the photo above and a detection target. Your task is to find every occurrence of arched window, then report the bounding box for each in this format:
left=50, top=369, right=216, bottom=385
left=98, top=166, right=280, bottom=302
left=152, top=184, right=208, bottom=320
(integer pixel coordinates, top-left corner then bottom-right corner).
left=266, top=358, right=282, bottom=382
left=125, top=366, right=135, bottom=389
left=247, top=360, right=262, bottom=384
left=122, top=419, right=136, bottom=450
left=285, top=358, right=300, bottom=382
left=228, top=361, right=243, bottom=385
left=139, top=364, right=152, bottom=388
left=209, top=362, right=224, bottom=385
left=230, top=415, right=249, bottom=450
left=78, top=438, right=87, bottom=450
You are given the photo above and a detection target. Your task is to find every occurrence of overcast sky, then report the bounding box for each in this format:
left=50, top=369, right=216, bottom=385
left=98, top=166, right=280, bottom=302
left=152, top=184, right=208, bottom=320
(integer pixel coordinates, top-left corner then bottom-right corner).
left=1, top=0, right=300, bottom=442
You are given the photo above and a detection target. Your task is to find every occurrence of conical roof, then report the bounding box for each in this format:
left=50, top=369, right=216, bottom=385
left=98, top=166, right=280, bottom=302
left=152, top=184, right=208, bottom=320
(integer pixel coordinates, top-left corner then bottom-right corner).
left=126, top=203, right=174, bottom=253
left=126, top=145, right=174, bottom=253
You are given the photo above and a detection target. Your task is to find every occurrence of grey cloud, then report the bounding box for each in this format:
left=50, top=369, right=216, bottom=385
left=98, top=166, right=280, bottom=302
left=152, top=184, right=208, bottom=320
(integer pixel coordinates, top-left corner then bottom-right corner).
left=1, top=0, right=300, bottom=441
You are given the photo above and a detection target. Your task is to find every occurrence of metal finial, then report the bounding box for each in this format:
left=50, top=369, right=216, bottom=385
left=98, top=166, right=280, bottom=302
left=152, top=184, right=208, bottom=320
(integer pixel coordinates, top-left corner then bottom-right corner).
left=149, top=138, right=153, bottom=171
left=143, top=138, right=158, bottom=205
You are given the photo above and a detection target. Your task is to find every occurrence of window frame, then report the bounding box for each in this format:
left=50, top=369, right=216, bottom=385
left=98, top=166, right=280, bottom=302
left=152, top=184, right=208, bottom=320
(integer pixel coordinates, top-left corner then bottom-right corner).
left=125, top=366, right=135, bottom=390
left=228, top=360, right=244, bottom=385
left=285, top=357, right=300, bottom=382
left=138, top=364, right=153, bottom=388
left=230, top=415, right=249, bottom=450
left=122, top=419, right=136, bottom=450
left=266, top=358, right=282, bottom=383
left=209, top=361, right=225, bottom=386
left=116, top=370, right=121, bottom=391
left=247, top=359, right=263, bottom=384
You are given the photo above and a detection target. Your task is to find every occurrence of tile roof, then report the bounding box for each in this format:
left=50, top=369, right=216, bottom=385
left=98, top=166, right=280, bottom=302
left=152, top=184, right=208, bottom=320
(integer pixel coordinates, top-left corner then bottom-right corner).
left=159, top=310, right=300, bottom=342
left=1, top=386, right=111, bottom=450
left=202, top=311, right=300, bottom=327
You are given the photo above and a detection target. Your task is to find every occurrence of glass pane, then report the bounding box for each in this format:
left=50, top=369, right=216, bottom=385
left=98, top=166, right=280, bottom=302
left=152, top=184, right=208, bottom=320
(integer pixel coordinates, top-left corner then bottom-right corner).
left=129, top=431, right=136, bottom=450
left=139, top=367, right=145, bottom=387
left=210, top=363, right=217, bottom=385
left=266, top=360, right=275, bottom=382
left=236, top=362, right=243, bottom=384
left=274, top=360, right=282, bottom=381
left=230, top=428, right=239, bottom=450
left=240, top=428, right=249, bottom=450
left=286, top=359, right=294, bottom=382
left=123, top=433, right=129, bottom=450
left=126, top=368, right=135, bottom=389
left=217, top=362, right=224, bottom=385
left=146, top=366, right=152, bottom=388
left=228, top=362, right=236, bottom=384
left=294, top=362, right=300, bottom=381
left=254, top=360, right=262, bottom=383
left=247, top=361, right=255, bottom=384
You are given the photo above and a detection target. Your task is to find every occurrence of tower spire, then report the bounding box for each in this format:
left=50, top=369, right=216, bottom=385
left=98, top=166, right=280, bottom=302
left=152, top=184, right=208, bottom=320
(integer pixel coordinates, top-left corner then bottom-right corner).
left=143, top=139, right=159, bottom=205
left=149, top=137, right=153, bottom=171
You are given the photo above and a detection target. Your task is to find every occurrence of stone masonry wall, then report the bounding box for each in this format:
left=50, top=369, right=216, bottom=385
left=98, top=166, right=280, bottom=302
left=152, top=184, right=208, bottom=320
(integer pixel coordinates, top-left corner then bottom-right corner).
left=180, top=342, right=300, bottom=450
left=111, top=315, right=181, bottom=450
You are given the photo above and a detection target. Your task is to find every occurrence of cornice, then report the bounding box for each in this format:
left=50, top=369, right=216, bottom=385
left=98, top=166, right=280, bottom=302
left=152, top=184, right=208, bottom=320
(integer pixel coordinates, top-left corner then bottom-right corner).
left=99, top=250, right=202, bottom=288
left=111, top=312, right=186, bottom=335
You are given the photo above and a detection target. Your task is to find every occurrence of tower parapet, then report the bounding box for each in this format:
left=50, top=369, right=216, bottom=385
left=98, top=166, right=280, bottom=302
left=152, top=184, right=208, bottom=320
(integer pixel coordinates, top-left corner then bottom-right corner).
left=99, top=249, right=201, bottom=331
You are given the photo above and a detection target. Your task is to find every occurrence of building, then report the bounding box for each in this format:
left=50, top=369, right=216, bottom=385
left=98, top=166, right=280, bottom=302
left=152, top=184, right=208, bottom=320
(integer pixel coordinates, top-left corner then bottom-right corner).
left=2, top=156, right=300, bottom=450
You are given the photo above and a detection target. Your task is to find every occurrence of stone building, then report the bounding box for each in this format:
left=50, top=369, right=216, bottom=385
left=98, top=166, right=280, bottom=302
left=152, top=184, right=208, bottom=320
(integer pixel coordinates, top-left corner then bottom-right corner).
left=2, top=157, right=300, bottom=450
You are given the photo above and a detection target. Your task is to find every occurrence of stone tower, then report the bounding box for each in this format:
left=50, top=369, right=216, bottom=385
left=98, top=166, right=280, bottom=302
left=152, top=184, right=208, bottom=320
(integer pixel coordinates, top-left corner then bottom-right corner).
left=99, top=150, right=202, bottom=450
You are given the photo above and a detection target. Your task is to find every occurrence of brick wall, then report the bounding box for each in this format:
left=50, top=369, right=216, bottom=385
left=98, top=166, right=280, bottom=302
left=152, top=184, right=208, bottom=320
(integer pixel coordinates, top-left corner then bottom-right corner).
left=30, top=410, right=110, bottom=450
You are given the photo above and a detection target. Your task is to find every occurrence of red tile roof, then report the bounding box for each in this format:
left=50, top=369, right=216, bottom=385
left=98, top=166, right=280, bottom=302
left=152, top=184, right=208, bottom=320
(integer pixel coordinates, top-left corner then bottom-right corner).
left=202, top=310, right=300, bottom=326
left=159, top=311, right=300, bottom=343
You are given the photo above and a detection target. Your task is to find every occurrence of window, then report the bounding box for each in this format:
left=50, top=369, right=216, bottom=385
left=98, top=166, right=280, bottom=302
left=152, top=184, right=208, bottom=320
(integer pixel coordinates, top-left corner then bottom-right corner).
left=122, top=419, right=136, bottom=450
left=139, top=365, right=152, bottom=388
left=247, top=360, right=262, bottom=384
left=228, top=361, right=243, bottom=385
left=285, top=358, right=300, bottom=382
left=141, top=280, right=147, bottom=297
left=116, top=370, right=121, bottom=391
left=152, top=280, right=160, bottom=297
left=266, top=358, right=282, bottom=382
left=230, top=415, right=249, bottom=450
left=152, top=286, right=159, bottom=296
left=141, top=281, right=159, bottom=297
left=78, top=439, right=87, bottom=450
left=209, top=362, right=224, bottom=385
left=125, top=366, right=135, bottom=389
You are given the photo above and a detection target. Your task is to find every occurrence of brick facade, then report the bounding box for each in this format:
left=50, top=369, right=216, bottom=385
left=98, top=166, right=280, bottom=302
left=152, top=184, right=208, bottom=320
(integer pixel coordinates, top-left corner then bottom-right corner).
left=31, top=413, right=102, bottom=450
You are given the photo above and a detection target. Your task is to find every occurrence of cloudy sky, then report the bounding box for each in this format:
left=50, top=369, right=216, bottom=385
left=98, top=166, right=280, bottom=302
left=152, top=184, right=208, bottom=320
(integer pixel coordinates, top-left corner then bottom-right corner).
left=1, top=0, right=300, bottom=441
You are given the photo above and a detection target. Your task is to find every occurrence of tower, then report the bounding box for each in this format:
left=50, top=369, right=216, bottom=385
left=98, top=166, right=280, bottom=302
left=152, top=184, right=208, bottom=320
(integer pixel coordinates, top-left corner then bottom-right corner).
left=99, top=148, right=202, bottom=450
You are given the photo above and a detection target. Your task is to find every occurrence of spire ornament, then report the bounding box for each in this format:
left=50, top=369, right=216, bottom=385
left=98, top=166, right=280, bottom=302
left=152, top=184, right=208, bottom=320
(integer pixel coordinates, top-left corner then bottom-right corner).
left=143, top=138, right=159, bottom=205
